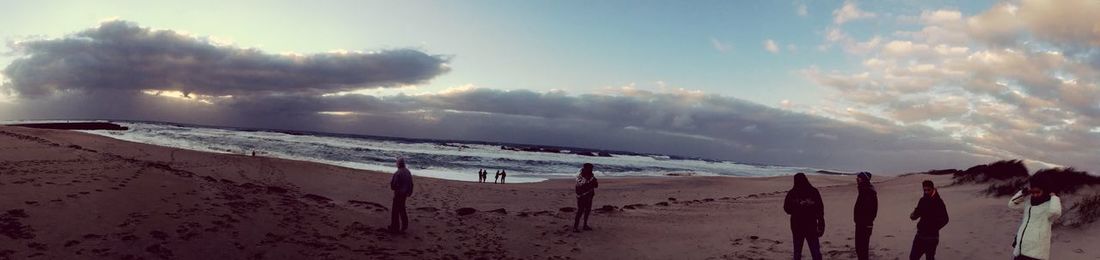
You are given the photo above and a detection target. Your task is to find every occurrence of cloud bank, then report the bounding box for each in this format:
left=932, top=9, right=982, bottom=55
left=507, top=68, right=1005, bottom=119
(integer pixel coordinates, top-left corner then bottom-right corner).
left=807, top=0, right=1100, bottom=173
left=2, top=16, right=1093, bottom=174
left=3, top=20, right=450, bottom=98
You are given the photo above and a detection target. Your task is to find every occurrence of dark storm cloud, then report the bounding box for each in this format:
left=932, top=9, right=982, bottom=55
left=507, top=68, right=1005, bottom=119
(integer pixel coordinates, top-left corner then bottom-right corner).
left=0, top=85, right=998, bottom=172
left=2, top=20, right=449, bottom=97
left=203, top=88, right=996, bottom=172
left=0, top=20, right=1006, bottom=173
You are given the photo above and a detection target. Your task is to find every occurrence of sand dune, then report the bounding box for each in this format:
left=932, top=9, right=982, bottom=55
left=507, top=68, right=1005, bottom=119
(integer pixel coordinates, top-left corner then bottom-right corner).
left=1, top=126, right=1097, bottom=259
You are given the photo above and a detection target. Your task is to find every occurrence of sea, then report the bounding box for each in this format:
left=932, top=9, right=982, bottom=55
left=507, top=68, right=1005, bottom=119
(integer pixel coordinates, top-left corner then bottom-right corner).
left=7, top=120, right=825, bottom=183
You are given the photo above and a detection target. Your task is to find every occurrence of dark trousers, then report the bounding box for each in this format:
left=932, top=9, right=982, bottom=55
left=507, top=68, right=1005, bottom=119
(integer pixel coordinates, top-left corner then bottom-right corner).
left=909, top=234, right=938, bottom=260
left=855, top=225, right=872, bottom=260
left=574, top=195, right=593, bottom=228
left=390, top=194, right=408, bottom=231
left=792, top=232, right=822, bottom=260
left=1014, top=255, right=1039, bottom=260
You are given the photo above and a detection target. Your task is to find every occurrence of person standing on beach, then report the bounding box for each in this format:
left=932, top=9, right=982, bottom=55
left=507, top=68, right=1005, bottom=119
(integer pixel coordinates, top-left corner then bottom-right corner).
left=1009, top=174, right=1061, bottom=260
left=500, top=170, right=507, bottom=184
left=574, top=163, right=598, bottom=232
left=908, top=180, right=948, bottom=260
left=477, top=169, right=485, bottom=183
left=389, top=158, right=414, bottom=234
left=853, top=172, right=877, bottom=260
left=783, top=173, right=824, bottom=260
left=495, top=170, right=501, bottom=184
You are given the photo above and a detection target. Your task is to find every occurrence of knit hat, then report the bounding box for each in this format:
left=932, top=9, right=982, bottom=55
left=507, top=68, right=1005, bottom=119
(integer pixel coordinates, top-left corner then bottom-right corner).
left=857, top=172, right=872, bottom=181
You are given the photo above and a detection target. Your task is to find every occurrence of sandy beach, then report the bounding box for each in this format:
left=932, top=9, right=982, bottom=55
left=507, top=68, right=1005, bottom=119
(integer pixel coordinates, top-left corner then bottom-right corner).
left=1, top=125, right=1097, bottom=260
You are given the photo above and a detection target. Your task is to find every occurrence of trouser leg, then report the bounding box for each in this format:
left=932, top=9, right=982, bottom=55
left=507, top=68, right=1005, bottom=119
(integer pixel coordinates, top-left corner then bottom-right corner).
left=806, top=235, right=822, bottom=260
left=855, top=225, right=872, bottom=260
left=397, top=195, right=408, bottom=231
left=792, top=233, right=804, bottom=260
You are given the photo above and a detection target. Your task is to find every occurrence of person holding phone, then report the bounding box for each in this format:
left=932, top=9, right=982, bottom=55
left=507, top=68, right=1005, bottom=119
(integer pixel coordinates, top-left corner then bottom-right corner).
left=908, top=180, right=949, bottom=260
left=1009, top=174, right=1061, bottom=260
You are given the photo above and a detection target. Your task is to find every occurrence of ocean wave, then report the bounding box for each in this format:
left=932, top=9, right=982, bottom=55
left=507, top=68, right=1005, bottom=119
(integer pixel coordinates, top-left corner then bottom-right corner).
left=72, top=121, right=824, bottom=182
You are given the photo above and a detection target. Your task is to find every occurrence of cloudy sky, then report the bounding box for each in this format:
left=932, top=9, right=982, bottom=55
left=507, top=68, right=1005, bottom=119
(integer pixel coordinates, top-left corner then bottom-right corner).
left=1, top=0, right=1098, bottom=174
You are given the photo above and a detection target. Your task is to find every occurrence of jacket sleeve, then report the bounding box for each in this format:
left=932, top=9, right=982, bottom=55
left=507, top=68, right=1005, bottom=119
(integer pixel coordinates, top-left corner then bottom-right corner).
left=1049, top=195, right=1062, bottom=220
left=389, top=174, right=398, bottom=191
left=574, top=178, right=584, bottom=195
left=591, top=178, right=599, bottom=189
left=815, top=191, right=826, bottom=235
left=783, top=192, right=795, bottom=215
left=936, top=199, right=950, bottom=230
left=910, top=199, right=922, bottom=220
left=869, top=191, right=878, bottom=222
left=1008, top=190, right=1027, bottom=209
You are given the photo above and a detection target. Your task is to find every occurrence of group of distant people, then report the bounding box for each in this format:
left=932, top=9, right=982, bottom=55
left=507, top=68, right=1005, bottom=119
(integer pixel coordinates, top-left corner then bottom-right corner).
left=476, top=169, right=507, bottom=183
left=387, top=159, right=598, bottom=234
left=784, top=172, right=1060, bottom=260
left=387, top=159, right=1060, bottom=260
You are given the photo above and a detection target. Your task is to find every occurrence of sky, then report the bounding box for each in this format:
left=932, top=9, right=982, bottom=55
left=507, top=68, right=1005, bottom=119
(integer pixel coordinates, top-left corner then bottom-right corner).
left=1, top=0, right=1098, bottom=174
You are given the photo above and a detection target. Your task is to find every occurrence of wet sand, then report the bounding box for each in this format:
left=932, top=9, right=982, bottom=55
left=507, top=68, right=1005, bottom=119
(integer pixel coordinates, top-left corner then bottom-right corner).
left=1, top=125, right=1097, bottom=259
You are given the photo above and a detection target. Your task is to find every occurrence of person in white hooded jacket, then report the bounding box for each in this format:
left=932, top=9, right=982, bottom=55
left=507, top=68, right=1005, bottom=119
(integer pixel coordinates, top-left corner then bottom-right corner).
left=1009, top=176, right=1061, bottom=260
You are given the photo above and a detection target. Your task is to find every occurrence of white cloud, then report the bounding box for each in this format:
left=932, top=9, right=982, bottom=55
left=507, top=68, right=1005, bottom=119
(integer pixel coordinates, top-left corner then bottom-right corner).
left=967, top=3, right=1023, bottom=47
left=711, top=37, right=732, bottom=53
left=921, top=10, right=962, bottom=25
left=833, top=1, right=877, bottom=24
left=1016, top=0, right=1100, bottom=47
left=797, top=3, right=808, bottom=16
left=806, top=0, right=1100, bottom=172
left=764, top=39, right=780, bottom=53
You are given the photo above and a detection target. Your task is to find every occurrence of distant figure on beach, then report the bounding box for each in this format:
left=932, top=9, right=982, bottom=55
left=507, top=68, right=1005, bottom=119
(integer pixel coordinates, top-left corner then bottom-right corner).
left=574, top=163, right=598, bottom=232
left=495, top=170, right=501, bottom=184
left=1009, top=174, right=1061, bottom=260
left=477, top=169, right=485, bottom=183
left=389, top=158, right=414, bottom=234
left=908, top=180, right=948, bottom=260
left=783, top=173, right=824, bottom=260
left=500, top=170, right=507, bottom=184
left=853, top=172, right=877, bottom=260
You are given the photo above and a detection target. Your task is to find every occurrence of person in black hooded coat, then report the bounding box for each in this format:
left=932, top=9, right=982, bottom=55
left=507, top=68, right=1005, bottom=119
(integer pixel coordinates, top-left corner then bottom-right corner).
left=909, top=180, right=949, bottom=260
left=784, top=173, right=824, bottom=260
left=853, top=172, right=878, bottom=260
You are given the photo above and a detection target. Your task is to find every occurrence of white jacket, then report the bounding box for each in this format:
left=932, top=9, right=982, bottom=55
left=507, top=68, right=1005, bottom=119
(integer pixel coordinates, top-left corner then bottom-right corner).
left=1009, top=191, right=1062, bottom=260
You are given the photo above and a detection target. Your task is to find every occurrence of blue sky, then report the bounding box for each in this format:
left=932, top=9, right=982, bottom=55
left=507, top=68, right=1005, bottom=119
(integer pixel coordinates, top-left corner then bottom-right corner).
left=0, top=0, right=986, bottom=106
left=1, top=0, right=1098, bottom=173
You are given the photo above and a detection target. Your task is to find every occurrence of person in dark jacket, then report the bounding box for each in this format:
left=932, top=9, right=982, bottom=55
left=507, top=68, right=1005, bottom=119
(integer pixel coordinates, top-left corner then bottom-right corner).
left=500, top=170, right=507, bottom=184
left=909, top=180, right=948, bottom=260
left=389, top=158, right=414, bottom=234
left=494, top=170, right=501, bottom=184
left=784, top=173, right=824, bottom=260
left=853, top=172, right=878, bottom=260
left=573, top=163, right=598, bottom=232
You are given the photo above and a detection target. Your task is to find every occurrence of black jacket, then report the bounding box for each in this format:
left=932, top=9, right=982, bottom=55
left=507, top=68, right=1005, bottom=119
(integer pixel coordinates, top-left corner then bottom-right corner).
left=784, top=175, right=825, bottom=236
left=910, top=194, right=949, bottom=235
left=854, top=182, right=878, bottom=225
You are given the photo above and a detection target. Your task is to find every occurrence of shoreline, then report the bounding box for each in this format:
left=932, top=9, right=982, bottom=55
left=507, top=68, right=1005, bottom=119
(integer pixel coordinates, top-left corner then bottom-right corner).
left=6, top=122, right=129, bottom=131
left=1, top=125, right=1097, bottom=259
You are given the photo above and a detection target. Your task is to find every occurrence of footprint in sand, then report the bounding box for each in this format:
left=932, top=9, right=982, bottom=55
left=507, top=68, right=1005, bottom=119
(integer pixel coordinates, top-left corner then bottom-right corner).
left=623, top=203, right=646, bottom=210
left=1, top=209, right=35, bottom=240
left=456, top=208, right=478, bottom=216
